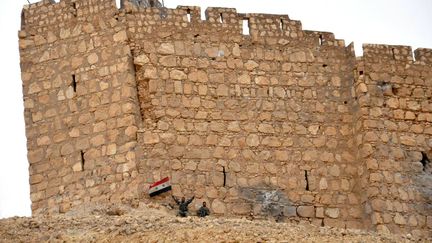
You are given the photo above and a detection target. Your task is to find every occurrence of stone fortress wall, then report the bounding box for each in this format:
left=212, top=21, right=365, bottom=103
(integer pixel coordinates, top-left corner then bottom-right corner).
left=19, top=0, right=432, bottom=237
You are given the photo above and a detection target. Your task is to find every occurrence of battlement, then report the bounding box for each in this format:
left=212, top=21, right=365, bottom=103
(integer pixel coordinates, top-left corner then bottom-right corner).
left=363, top=44, right=413, bottom=62
left=21, top=0, right=345, bottom=50
left=414, top=48, right=432, bottom=65
left=18, top=0, right=431, bottom=64
left=21, top=0, right=117, bottom=32
left=362, top=44, right=432, bottom=65
left=121, top=3, right=303, bottom=39
left=204, top=7, right=237, bottom=23
left=304, top=31, right=346, bottom=48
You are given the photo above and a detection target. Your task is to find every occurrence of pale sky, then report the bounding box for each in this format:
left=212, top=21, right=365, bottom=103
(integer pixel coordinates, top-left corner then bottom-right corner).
left=0, top=0, right=431, bottom=219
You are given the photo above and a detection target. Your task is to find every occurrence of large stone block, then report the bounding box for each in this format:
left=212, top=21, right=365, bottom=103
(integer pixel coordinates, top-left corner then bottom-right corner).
left=212, top=199, right=226, bottom=214
left=325, top=208, right=340, bottom=219
left=143, top=132, right=160, bottom=144
left=158, top=43, right=175, bottom=54
left=297, top=206, right=314, bottom=218
left=246, top=134, right=260, bottom=147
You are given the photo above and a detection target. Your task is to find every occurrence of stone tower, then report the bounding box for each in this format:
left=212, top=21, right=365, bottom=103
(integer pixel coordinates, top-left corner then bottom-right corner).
left=19, top=0, right=432, bottom=237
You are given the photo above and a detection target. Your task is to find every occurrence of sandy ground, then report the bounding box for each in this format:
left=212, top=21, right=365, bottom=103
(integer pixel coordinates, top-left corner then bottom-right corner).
left=0, top=203, right=427, bottom=242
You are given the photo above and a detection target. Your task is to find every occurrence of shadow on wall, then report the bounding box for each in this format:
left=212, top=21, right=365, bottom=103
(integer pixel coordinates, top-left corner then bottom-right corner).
left=239, top=187, right=294, bottom=221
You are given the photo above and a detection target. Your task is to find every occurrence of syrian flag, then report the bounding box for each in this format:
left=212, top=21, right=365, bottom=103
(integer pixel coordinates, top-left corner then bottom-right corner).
left=148, top=177, right=172, bottom=197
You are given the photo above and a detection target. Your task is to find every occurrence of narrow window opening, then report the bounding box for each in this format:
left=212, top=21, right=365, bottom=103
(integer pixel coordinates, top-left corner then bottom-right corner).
left=80, top=150, right=85, bottom=171
left=319, top=35, right=323, bottom=45
left=115, top=0, right=121, bottom=9
left=322, top=64, right=328, bottom=68
left=149, top=0, right=155, bottom=7
left=72, top=2, right=77, bottom=17
left=304, top=170, right=309, bottom=191
left=219, top=13, right=224, bottom=23
left=186, top=9, right=191, bottom=22
left=420, top=152, right=430, bottom=172
left=242, top=18, right=250, bottom=35
left=222, top=166, right=226, bottom=187
left=71, top=74, right=77, bottom=92
left=392, top=48, right=396, bottom=59
left=359, top=70, right=364, bottom=75
left=279, top=19, right=284, bottom=31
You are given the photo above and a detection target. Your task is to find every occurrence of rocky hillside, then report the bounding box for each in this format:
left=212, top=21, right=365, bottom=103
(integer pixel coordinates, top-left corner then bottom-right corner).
left=0, top=203, right=426, bottom=242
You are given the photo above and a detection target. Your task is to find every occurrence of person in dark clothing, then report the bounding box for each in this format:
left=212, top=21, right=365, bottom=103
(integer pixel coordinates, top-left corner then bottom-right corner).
left=172, top=195, right=194, bottom=217
left=197, top=201, right=210, bottom=217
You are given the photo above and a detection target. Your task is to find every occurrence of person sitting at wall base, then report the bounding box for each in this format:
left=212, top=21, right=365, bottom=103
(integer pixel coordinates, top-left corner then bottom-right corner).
left=197, top=201, right=210, bottom=217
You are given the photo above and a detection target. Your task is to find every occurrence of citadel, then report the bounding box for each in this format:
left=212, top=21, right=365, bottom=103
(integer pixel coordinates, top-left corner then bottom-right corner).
left=19, top=0, right=432, bottom=237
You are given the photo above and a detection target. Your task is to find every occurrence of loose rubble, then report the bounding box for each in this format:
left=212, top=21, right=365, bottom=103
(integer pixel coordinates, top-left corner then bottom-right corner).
left=0, top=203, right=426, bottom=242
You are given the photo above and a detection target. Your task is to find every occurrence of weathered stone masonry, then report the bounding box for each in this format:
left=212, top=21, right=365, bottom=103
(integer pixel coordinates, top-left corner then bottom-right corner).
left=19, top=0, right=432, bottom=237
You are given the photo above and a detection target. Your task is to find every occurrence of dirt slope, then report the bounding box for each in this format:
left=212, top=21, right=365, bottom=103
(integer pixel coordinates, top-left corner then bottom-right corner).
left=0, top=203, right=426, bottom=242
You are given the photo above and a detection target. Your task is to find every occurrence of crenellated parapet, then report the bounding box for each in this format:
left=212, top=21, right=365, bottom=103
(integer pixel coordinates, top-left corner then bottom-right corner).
left=20, top=0, right=350, bottom=51
left=414, top=48, right=432, bottom=65
left=303, top=31, right=346, bottom=48
left=243, top=13, right=299, bottom=38
left=204, top=7, right=238, bottom=25
left=363, top=44, right=414, bottom=62
left=362, top=44, right=432, bottom=66
left=21, top=0, right=117, bottom=32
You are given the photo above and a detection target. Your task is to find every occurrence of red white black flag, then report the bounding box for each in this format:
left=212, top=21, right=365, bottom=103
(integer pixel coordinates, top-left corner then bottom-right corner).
left=148, top=177, right=172, bottom=197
